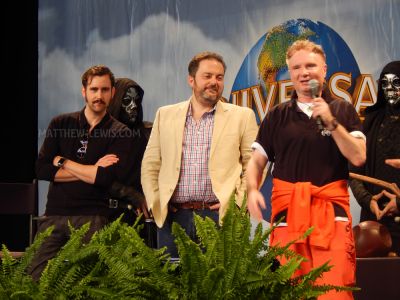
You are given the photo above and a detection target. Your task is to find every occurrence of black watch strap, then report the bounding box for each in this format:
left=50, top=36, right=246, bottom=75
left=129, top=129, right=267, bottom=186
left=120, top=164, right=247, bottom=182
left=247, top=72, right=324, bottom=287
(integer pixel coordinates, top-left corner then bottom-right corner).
left=57, top=157, right=66, bottom=168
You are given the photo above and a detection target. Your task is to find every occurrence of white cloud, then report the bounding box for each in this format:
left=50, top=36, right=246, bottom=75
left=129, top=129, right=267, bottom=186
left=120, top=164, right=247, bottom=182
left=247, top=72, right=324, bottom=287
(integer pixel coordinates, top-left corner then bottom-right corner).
left=39, top=13, right=243, bottom=126
left=39, top=2, right=399, bottom=125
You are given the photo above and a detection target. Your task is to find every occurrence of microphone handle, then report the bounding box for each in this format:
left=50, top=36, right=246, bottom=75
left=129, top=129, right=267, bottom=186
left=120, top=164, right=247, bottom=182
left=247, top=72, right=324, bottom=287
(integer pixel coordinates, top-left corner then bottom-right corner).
left=311, top=89, right=324, bottom=131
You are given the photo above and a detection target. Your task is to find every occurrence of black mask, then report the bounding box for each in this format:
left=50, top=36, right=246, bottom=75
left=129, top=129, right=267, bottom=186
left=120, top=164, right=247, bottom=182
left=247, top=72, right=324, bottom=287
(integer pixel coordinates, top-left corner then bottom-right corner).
left=120, top=87, right=139, bottom=125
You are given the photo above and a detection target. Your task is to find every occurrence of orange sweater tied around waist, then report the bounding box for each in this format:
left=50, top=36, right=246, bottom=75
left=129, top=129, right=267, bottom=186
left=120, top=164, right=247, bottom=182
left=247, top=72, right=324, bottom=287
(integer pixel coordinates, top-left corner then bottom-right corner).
left=271, top=178, right=351, bottom=249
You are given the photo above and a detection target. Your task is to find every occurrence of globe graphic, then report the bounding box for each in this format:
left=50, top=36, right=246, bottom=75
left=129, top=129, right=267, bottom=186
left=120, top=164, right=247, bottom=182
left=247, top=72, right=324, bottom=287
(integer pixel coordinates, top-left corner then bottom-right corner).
left=231, top=18, right=361, bottom=123
left=231, top=19, right=361, bottom=220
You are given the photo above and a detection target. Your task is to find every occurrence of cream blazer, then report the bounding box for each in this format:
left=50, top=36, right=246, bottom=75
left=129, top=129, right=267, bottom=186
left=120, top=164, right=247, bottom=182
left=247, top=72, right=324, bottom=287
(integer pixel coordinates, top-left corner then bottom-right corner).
left=141, top=98, right=258, bottom=227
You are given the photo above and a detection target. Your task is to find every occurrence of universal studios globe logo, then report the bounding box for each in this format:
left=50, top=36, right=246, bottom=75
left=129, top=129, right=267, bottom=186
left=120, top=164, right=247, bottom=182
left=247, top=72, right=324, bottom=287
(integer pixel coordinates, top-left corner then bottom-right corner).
left=230, top=19, right=376, bottom=124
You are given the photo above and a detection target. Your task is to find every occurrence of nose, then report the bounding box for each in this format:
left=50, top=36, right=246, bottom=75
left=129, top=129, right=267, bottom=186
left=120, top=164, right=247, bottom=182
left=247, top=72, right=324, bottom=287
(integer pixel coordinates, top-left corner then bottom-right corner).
left=210, top=77, right=220, bottom=88
left=95, top=89, right=106, bottom=98
left=300, top=67, right=310, bottom=77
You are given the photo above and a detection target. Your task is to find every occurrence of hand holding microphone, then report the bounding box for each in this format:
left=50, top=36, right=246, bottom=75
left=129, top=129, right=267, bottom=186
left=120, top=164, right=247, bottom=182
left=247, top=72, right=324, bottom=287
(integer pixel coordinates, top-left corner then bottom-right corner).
left=309, top=79, right=324, bottom=131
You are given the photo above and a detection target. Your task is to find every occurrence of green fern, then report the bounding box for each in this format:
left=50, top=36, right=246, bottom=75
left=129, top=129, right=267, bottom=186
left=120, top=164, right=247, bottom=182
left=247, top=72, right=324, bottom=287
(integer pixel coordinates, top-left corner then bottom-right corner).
left=0, top=225, right=53, bottom=300
left=170, top=195, right=356, bottom=299
left=0, top=198, right=358, bottom=299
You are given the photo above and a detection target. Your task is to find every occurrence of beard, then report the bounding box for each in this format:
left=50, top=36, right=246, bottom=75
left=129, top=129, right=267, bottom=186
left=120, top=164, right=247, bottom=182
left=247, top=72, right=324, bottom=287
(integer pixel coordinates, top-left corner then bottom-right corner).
left=198, top=84, right=222, bottom=104
left=192, top=77, right=223, bottom=105
left=201, top=90, right=220, bottom=102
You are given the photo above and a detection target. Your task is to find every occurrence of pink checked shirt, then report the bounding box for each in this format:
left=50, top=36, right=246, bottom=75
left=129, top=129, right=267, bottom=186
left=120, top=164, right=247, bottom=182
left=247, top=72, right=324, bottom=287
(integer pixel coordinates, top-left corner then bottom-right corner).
left=171, top=103, right=219, bottom=204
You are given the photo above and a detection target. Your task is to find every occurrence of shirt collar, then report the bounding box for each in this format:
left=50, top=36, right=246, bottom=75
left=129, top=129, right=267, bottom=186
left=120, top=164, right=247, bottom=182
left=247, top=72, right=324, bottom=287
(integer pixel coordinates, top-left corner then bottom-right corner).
left=79, top=107, right=111, bottom=129
left=290, top=86, right=333, bottom=114
left=296, top=101, right=314, bottom=118
left=187, top=101, right=217, bottom=117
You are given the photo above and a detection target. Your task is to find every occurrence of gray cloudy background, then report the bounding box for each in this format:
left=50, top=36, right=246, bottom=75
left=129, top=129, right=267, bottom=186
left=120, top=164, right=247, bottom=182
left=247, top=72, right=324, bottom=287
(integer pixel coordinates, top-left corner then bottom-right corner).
left=38, top=0, right=400, bottom=217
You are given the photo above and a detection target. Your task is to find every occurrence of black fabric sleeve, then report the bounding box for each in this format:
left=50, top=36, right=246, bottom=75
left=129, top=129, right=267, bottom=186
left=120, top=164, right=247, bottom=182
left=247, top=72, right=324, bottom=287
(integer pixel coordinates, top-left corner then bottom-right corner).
left=348, top=160, right=373, bottom=211
left=35, top=118, right=61, bottom=181
left=348, top=177, right=373, bottom=211
left=94, top=126, right=135, bottom=188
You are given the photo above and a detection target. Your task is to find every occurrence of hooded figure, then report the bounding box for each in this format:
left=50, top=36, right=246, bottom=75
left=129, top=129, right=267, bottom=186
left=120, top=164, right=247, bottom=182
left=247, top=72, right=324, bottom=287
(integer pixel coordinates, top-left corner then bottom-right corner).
left=107, top=78, right=152, bottom=226
left=109, top=78, right=145, bottom=129
left=349, top=61, right=400, bottom=256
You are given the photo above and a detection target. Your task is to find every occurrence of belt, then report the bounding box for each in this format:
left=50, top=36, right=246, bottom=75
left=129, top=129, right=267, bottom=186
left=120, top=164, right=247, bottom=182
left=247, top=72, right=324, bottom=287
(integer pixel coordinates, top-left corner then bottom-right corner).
left=170, top=201, right=219, bottom=211
left=109, top=198, right=133, bottom=210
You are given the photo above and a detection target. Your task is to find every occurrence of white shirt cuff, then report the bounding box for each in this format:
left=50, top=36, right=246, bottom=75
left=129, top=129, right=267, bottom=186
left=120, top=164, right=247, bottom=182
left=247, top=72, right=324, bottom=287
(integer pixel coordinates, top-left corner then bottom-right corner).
left=350, top=130, right=366, bottom=141
left=251, top=142, right=268, bottom=159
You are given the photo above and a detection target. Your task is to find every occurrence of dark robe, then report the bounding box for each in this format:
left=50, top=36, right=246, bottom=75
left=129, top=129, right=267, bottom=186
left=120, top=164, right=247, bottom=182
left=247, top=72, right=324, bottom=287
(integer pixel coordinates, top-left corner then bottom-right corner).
left=349, top=61, right=400, bottom=255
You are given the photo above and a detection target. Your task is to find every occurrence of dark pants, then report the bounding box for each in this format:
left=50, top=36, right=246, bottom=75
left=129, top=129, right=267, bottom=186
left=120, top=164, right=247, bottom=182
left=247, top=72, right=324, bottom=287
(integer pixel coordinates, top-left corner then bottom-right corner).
left=157, top=208, right=219, bottom=258
left=27, top=215, right=108, bottom=281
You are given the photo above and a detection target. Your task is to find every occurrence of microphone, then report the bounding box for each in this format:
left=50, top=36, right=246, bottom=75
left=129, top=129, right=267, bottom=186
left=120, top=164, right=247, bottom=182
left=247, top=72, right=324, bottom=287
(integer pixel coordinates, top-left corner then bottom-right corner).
left=309, top=79, right=324, bottom=131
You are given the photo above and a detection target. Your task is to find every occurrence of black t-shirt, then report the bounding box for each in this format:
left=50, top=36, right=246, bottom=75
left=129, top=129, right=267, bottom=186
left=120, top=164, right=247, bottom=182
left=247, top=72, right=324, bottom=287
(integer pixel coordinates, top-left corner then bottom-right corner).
left=256, top=91, right=362, bottom=186
left=36, top=109, right=133, bottom=216
left=255, top=91, right=362, bottom=221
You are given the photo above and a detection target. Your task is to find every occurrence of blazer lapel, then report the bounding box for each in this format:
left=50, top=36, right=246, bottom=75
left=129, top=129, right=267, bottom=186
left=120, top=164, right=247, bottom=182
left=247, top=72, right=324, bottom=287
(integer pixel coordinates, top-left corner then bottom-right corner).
left=174, top=99, right=191, bottom=152
left=210, top=101, right=229, bottom=157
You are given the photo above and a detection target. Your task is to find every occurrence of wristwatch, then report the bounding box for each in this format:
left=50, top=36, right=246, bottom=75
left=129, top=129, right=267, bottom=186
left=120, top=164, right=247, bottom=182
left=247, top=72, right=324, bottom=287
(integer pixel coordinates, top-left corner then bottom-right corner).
left=57, top=157, right=66, bottom=168
left=326, top=118, right=339, bottom=131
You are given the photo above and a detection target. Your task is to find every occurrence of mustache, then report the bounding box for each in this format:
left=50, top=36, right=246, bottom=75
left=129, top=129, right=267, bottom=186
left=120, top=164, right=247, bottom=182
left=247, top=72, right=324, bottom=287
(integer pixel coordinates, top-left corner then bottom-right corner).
left=206, top=85, right=218, bottom=91
left=93, top=99, right=106, bottom=105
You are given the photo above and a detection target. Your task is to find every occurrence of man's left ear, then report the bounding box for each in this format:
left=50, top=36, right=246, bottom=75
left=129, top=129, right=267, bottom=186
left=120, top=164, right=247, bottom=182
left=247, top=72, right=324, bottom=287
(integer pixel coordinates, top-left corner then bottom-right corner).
left=111, top=86, right=116, bottom=98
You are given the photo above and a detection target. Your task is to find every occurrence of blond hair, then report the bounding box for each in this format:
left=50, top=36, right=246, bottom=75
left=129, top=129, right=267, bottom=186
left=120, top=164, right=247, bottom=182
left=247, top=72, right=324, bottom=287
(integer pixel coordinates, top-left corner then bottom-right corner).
left=286, top=40, right=326, bottom=64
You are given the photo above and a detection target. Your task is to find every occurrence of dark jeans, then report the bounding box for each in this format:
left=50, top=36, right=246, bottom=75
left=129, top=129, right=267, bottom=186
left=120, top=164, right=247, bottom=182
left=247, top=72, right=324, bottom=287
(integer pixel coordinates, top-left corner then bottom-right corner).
left=157, top=208, right=219, bottom=258
left=27, top=215, right=108, bottom=281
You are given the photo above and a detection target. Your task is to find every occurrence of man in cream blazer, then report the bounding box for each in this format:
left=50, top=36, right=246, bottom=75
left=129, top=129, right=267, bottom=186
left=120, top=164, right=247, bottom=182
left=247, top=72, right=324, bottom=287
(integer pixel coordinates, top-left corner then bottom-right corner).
left=141, top=51, right=258, bottom=256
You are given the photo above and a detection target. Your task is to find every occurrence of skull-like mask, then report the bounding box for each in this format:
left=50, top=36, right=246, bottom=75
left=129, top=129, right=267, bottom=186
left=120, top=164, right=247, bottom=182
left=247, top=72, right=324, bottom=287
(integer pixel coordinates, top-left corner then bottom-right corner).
left=121, top=87, right=139, bottom=124
left=381, top=73, right=400, bottom=106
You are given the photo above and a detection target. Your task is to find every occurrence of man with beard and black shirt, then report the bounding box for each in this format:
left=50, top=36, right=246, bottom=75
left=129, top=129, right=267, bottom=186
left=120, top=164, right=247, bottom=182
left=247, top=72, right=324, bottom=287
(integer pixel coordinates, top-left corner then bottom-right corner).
left=29, top=65, right=133, bottom=280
